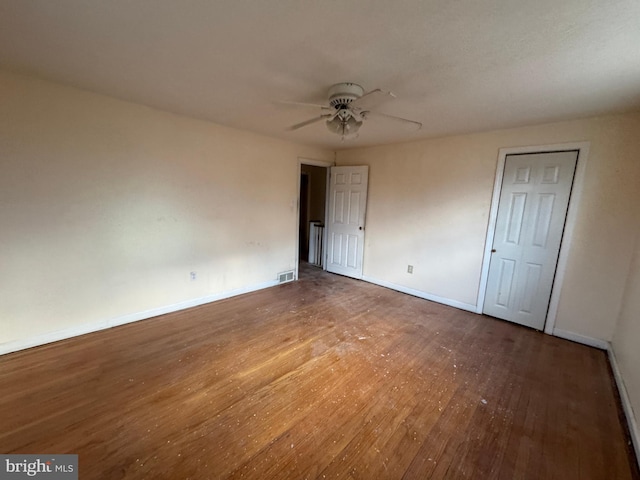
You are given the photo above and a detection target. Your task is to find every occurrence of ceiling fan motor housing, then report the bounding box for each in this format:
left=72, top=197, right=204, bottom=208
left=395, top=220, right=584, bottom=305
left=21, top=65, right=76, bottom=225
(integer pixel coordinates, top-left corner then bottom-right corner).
left=328, top=82, right=364, bottom=108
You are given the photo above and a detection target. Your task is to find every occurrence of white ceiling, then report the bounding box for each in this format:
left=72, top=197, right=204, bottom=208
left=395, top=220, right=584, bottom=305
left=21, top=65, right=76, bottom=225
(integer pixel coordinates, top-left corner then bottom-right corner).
left=1, top=0, right=639, bottom=150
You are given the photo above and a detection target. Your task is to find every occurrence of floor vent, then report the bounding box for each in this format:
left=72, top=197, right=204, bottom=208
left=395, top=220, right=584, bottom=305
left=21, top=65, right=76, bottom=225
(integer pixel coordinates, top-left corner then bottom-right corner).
left=278, top=271, right=295, bottom=284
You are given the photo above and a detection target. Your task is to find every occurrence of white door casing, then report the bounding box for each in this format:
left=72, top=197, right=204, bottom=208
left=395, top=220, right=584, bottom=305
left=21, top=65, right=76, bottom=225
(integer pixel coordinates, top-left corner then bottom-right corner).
left=296, top=158, right=332, bottom=280
left=326, top=166, right=369, bottom=279
left=483, top=151, right=578, bottom=330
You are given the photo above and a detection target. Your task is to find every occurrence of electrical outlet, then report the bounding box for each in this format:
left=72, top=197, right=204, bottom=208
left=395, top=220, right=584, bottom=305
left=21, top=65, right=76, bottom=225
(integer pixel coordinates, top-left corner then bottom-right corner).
left=407, top=265, right=413, bottom=274
left=190, top=271, right=197, bottom=281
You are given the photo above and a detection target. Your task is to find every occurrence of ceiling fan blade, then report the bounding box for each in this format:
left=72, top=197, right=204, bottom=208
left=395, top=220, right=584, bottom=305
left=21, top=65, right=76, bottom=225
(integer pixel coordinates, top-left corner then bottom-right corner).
left=288, top=114, right=332, bottom=131
left=351, top=88, right=396, bottom=108
left=276, top=100, right=332, bottom=110
left=362, top=110, right=422, bottom=130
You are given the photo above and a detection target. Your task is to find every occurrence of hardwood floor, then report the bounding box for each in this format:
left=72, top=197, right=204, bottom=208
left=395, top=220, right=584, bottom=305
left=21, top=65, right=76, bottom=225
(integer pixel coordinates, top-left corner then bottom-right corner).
left=1, top=264, right=637, bottom=479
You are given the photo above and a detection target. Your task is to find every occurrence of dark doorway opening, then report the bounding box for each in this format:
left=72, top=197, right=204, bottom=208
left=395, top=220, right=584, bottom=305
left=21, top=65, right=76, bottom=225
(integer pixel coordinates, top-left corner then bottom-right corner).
left=298, top=164, right=328, bottom=270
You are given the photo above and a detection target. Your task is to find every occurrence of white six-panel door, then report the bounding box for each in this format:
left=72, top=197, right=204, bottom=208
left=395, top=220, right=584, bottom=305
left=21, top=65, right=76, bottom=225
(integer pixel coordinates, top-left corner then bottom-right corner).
left=326, top=166, right=369, bottom=279
left=483, top=151, right=578, bottom=330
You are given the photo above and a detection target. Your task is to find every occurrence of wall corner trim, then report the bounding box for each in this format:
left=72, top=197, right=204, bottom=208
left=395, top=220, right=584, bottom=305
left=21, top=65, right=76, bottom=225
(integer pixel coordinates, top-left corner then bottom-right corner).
left=552, top=330, right=639, bottom=468
left=0, top=279, right=280, bottom=357
left=608, top=344, right=640, bottom=470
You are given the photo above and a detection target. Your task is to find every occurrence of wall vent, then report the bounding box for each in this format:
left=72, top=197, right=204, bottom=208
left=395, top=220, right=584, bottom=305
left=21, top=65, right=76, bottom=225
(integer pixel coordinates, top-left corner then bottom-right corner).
left=278, top=271, right=295, bottom=284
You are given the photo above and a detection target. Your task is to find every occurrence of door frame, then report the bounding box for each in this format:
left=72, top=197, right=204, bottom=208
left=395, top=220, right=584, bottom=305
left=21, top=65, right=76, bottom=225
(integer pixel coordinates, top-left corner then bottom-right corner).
left=476, top=142, right=590, bottom=335
left=295, top=157, right=333, bottom=280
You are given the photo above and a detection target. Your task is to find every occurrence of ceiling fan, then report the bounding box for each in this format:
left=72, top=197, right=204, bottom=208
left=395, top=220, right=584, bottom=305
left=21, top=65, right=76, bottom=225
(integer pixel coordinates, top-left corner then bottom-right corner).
left=281, top=83, right=422, bottom=140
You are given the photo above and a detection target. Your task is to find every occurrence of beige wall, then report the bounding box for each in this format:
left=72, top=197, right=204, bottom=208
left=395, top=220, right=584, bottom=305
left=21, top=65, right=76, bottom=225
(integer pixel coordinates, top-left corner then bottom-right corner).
left=0, top=70, right=331, bottom=348
left=612, top=202, right=640, bottom=444
left=337, top=113, right=640, bottom=342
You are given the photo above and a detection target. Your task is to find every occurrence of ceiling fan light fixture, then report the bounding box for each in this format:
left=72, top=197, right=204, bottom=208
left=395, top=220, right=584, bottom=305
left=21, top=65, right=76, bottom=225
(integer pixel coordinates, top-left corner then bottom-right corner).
left=326, top=115, right=362, bottom=137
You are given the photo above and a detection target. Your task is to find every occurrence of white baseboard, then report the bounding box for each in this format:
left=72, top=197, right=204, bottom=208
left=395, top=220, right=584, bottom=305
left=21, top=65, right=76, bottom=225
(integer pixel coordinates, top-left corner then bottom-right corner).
left=361, top=275, right=477, bottom=313
left=608, top=346, right=640, bottom=470
left=551, top=328, right=609, bottom=350
left=0, top=279, right=279, bottom=356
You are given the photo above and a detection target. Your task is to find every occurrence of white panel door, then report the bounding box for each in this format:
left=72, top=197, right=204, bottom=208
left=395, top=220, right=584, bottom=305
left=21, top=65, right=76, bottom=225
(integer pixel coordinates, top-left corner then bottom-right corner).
left=483, top=151, right=578, bottom=330
left=326, top=166, right=369, bottom=279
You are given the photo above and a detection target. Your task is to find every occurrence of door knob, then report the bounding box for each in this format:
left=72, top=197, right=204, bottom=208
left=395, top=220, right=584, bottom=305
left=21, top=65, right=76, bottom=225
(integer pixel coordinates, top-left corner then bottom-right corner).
left=491, top=249, right=496, bottom=253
